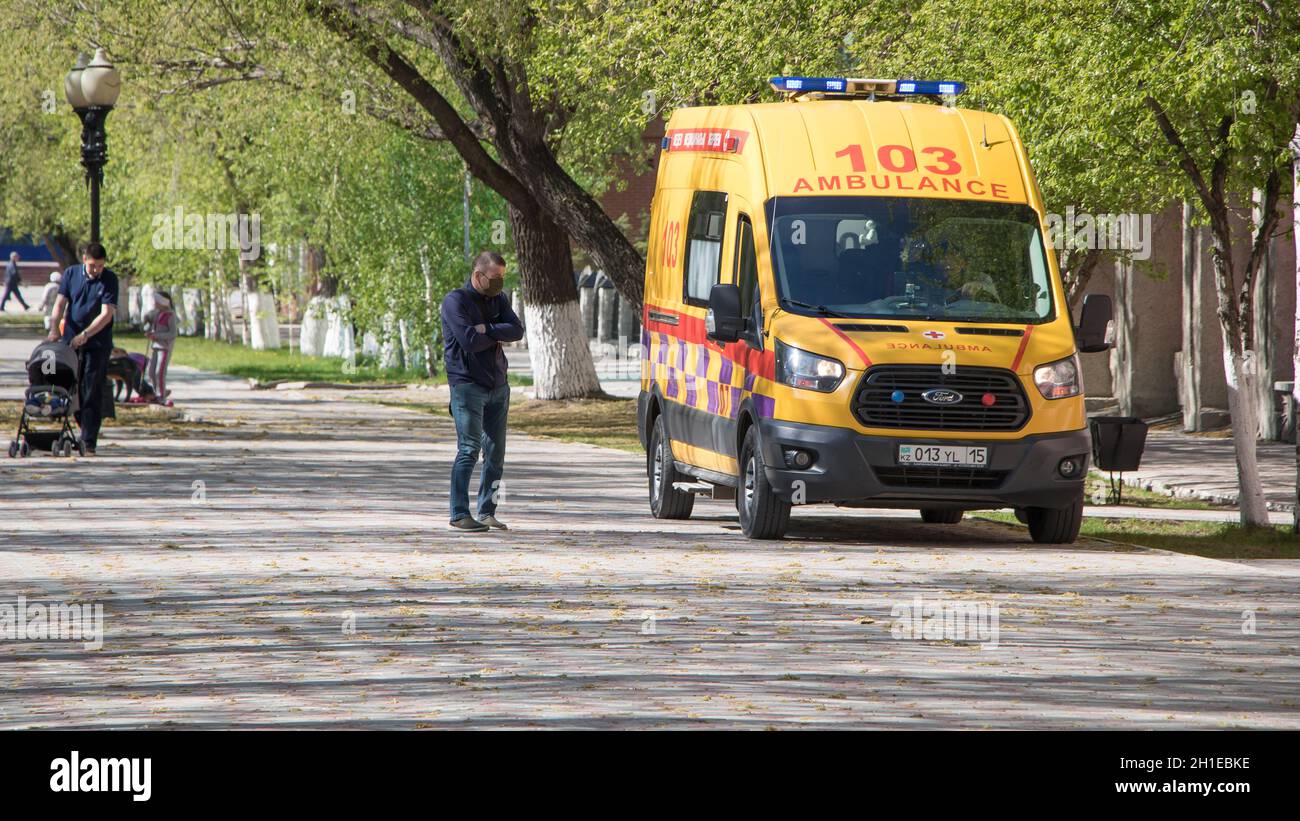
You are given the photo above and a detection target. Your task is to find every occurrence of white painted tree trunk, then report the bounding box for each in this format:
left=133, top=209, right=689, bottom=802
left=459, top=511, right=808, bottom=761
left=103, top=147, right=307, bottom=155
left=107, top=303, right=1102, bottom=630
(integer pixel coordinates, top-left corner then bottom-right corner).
left=1221, top=332, right=1271, bottom=526
left=322, top=296, right=355, bottom=363
left=419, top=246, right=438, bottom=377
left=299, top=296, right=329, bottom=356
left=205, top=275, right=218, bottom=341
left=524, top=300, right=602, bottom=399
left=248, top=291, right=280, bottom=350
left=237, top=261, right=252, bottom=346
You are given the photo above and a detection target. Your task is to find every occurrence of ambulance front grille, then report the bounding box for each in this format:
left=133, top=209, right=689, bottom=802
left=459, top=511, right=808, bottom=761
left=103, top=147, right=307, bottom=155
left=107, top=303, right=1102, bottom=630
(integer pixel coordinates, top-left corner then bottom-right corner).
left=853, top=365, right=1029, bottom=431
left=874, top=465, right=1011, bottom=490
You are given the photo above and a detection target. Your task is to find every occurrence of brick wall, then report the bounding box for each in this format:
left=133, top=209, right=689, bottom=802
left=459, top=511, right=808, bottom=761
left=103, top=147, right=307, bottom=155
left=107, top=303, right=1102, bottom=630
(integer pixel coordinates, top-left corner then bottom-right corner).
left=597, top=119, right=665, bottom=249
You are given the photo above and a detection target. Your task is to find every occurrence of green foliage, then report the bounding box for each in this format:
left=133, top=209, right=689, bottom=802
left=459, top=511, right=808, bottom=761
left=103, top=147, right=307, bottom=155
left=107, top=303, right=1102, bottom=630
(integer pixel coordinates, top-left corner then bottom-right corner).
left=0, top=0, right=516, bottom=354
left=2, top=0, right=1296, bottom=351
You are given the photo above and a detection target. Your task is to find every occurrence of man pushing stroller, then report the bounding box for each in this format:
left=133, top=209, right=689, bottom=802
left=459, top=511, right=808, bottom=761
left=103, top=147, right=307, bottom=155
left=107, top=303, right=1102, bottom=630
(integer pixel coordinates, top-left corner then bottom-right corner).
left=45, top=242, right=118, bottom=456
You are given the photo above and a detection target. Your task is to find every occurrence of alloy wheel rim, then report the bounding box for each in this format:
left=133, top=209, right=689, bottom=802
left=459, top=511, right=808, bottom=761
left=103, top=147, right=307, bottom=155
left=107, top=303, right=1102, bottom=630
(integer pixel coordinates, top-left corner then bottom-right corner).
left=653, top=435, right=664, bottom=498
left=743, top=456, right=756, bottom=515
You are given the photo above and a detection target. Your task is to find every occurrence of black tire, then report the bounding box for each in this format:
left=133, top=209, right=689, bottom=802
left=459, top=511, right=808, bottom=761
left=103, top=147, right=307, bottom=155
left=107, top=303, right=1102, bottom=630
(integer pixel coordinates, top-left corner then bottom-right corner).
left=18, top=440, right=29, bottom=458
left=736, top=427, right=791, bottom=539
left=1026, top=492, right=1084, bottom=544
left=7, top=441, right=17, bottom=458
left=647, top=415, right=694, bottom=519
left=76, top=440, right=87, bottom=457
left=920, top=507, right=963, bottom=524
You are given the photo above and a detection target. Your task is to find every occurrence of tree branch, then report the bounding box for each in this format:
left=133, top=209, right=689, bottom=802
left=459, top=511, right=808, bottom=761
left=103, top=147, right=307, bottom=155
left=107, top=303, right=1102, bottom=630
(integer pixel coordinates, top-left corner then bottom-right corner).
left=307, top=0, right=536, bottom=212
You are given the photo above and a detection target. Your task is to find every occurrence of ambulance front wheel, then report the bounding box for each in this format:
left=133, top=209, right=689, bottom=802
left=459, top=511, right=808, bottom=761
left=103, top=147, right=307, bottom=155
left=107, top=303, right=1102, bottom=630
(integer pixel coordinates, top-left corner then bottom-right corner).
left=648, top=415, right=694, bottom=519
left=1026, top=491, right=1084, bottom=544
left=737, top=427, right=790, bottom=540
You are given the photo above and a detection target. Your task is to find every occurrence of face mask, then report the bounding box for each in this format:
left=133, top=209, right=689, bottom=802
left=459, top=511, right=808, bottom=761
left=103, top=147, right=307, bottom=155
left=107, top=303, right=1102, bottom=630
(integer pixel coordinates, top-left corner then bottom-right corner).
left=480, top=276, right=504, bottom=297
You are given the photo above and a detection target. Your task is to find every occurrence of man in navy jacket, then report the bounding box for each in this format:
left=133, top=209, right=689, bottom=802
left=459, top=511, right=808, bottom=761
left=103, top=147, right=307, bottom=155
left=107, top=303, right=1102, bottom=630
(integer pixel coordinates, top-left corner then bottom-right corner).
left=46, top=242, right=119, bottom=455
left=441, top=251, right=525, bottom=532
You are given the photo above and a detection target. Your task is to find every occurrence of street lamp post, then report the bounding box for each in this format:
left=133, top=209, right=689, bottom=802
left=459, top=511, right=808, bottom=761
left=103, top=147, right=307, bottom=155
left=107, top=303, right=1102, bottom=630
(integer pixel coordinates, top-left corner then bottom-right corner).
left=65, top=48, right=121, bottom=244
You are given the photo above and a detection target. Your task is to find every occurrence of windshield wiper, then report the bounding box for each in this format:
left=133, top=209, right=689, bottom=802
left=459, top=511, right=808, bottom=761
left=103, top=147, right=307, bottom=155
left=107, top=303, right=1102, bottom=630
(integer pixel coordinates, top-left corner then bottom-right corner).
left=783, top=299, right=849, bottom=318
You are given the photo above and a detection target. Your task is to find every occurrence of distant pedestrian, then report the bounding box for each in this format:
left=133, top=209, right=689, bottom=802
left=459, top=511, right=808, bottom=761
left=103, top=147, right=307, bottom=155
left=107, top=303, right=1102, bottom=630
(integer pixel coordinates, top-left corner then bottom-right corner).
left=441, top=251, right=524, bottom=532
left=1, top=251, right=30, bottom=311
left=38, top=271, right=62, bottom=329
left=45, top=242, right=119, bottom=455
left=143, top=289, right=178, bottom=405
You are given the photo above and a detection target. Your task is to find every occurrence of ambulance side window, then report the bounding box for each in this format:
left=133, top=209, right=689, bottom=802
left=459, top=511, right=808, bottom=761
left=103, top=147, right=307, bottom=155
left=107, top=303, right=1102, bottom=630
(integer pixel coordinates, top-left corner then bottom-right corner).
left=682, top=190, right=728, bottom=306
left=734, top=214, right=759, bottom=317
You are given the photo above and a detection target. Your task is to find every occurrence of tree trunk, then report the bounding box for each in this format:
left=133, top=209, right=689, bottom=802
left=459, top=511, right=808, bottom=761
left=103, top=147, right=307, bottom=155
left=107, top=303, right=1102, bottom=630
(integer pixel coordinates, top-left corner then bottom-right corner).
left=43, top=230, right=78, bottom=271
left=1224, top=345, right=1270, bottom=525
left=510, top=204, right=602, bottom=399
left=206, top=272, right=218, bottom=341
left=310, top=4, right=646, bottom=309
left=419, top=245, right=439, bottom=378
left=1208, top=235, right=1270, bottom=526
left=1291, top=124, right=1300, bottom=533
left=505, top=144, right=646, bottom=308
left=1252, top=189, right=1277, bottom=440
left=1110, top=257, right=1135, bottom=416
left=1180, top=202, right=1202, bottom=432
left=237, top=257, right=252, bottom=346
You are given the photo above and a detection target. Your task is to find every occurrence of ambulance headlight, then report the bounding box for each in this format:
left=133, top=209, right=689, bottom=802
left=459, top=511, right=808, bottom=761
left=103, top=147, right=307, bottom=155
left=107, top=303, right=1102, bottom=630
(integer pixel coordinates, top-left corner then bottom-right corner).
left=1033, top=355, right=1082, bottom=399
left=776, top=340, right=844, bottom=392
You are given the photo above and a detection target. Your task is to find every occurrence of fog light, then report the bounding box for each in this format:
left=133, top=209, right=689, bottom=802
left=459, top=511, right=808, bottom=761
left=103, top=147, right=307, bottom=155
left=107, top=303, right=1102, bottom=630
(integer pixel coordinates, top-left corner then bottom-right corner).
left=1058, top=456, right=1082, bottom=478
left=783, top=448, right=815, bottom=469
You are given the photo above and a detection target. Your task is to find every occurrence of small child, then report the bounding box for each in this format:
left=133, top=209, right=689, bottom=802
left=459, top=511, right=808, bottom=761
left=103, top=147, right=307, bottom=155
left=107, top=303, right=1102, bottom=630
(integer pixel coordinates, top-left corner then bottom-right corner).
left=38, top=272, right=62, bottom=330
left=142, top=290, right=178, bottom=406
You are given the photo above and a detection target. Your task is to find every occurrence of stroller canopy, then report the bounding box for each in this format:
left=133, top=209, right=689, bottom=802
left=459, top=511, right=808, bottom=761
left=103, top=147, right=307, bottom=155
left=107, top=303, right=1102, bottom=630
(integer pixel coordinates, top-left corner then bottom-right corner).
left=26, top=341, right=78, bottom=389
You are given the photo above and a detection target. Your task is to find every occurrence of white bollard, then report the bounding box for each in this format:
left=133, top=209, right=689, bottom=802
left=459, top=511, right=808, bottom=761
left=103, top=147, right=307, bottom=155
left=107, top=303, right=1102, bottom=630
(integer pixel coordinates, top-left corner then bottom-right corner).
left=598, top=285, right=618, bottom=343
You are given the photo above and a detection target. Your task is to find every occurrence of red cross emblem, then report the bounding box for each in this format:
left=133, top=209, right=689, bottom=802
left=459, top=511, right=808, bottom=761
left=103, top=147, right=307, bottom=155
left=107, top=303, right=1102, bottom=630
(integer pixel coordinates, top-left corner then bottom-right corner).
left=922, top=330, right=945, bottom=340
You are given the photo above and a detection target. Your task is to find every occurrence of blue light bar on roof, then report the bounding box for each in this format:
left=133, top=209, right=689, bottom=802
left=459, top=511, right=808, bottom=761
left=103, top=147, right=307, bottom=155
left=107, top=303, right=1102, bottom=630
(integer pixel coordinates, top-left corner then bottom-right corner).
left=769, top=76, right=849, bottom=93
left=769, top=76, right=965, bottom=97
left=895, top=79, right=966, bottom=95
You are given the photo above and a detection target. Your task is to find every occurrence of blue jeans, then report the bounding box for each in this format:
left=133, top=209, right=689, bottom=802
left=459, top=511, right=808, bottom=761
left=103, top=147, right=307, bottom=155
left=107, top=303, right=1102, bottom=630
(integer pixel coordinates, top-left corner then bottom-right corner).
left=449, top=382, right=509, bottom=521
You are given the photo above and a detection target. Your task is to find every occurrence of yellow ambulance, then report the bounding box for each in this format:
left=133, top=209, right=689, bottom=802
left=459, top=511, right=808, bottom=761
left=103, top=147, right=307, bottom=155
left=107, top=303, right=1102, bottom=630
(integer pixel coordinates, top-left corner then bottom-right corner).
left=637, top=77, right=1113, bottom=542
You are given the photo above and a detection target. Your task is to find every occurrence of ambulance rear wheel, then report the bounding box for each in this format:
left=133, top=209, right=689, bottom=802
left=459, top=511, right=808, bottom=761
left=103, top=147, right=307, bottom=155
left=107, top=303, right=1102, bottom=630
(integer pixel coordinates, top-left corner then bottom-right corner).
left=919, top=508, right=963, bottom=524
left=737, top=427, right=790, bottom=540
left=648, top=415, right=694, bottom=520
left=1027, top=492, right=1083, bottom=544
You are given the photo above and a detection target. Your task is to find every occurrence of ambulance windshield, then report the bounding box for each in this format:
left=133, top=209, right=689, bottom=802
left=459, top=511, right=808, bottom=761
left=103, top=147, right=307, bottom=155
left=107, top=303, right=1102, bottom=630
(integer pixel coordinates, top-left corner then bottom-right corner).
left=767, top=197, right=1054, bottom=324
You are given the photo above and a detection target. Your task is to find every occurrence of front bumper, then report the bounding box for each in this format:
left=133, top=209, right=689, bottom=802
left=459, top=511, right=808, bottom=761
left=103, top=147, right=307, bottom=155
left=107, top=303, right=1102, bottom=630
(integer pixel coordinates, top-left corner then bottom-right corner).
left=757, top=418, right=1089, bottom=510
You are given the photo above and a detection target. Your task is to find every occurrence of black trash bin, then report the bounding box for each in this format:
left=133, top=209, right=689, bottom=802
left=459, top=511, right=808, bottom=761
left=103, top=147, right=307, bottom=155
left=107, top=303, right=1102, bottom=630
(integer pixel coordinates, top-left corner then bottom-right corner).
left=1090, top=416, right=1148, bottom=505
left=1090, top=416, right=1148, bottom=472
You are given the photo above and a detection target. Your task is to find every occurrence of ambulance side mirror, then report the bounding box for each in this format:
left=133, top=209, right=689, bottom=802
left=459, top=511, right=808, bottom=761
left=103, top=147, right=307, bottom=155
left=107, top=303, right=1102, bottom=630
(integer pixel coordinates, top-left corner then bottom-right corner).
left=706, top=283, right=745, bottom=343
left=1076, top=294, right=1114, bottom=353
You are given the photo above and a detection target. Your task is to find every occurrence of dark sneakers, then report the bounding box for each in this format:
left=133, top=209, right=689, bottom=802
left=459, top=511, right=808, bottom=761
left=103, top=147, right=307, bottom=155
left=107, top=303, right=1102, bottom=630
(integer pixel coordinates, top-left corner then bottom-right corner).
left=448, top=516, right=489, bottom=532
left=478, top=514, right=508, bottom=530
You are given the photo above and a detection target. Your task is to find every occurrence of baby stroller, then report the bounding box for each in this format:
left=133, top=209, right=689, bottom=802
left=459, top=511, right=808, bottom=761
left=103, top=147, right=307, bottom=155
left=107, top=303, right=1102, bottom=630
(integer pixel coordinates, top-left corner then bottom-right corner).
left=9, top=340, right=83, bottom=458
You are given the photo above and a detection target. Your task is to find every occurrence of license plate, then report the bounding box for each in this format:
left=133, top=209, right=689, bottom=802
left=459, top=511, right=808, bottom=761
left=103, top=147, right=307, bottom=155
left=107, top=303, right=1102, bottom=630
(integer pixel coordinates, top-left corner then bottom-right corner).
left=897, top=444, right=988, bottom=467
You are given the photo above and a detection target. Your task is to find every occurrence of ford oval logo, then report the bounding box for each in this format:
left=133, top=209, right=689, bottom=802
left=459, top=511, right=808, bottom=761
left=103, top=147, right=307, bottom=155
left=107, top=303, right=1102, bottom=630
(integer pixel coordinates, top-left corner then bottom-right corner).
left=922, top=388, right=963, bottom=405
